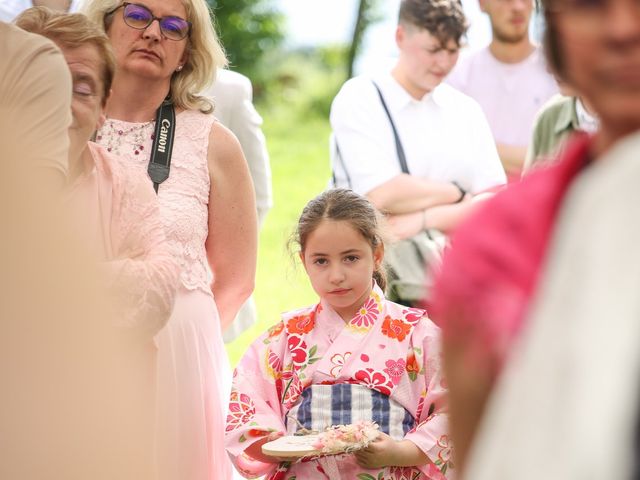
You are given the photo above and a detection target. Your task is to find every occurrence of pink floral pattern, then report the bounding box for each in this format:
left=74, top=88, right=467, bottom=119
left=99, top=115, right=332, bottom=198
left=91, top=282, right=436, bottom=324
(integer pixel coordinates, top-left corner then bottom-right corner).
left=383, top=358, right=406, bottom=385
left=287, top=335, right=308, bottom=366
left=267, top=321, right=285, bottom=339
left=286, top=312, right=316, bottom=334
left=415, top=392, right=426, bottom=420
left=353, top=368, right=394, bottom=396
left=426, top=434, right=454, bottom=478
left=424, top=464, right=449, bottom=480
left=329, top=352, right=352, bottom=378
left=351, top=296, right=380, bottom=328
left=278, top=370, right=303, bottom=409
left=403, top=307, right=425, bottom=326
left=266, top=348, right=283, bottom=379
left=406, top=350, right=421, bottom=381
left=381, top=316, right=412, bottom=341
left=388, top=466, right=421, bottom=479
left=226, top=391, right=255, bottom=432
left=266, top=465, right=289, bottom=480
left=436, top=435, right=452, bottom=464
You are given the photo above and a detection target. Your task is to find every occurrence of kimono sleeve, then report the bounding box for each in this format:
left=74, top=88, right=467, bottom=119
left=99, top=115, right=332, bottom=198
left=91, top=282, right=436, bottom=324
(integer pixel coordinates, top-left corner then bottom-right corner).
left=225, top=322, right=288, bottom=478
left=404, top=320, right=453, bottom=479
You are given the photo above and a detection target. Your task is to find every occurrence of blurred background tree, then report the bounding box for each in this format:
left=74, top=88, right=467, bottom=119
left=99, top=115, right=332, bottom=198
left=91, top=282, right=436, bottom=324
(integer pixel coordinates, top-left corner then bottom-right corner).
left=347, top=0, right=381, bottom=78
left=207, top=0, right=285, bottom=82
left=210, top=0, right=388, bottom=365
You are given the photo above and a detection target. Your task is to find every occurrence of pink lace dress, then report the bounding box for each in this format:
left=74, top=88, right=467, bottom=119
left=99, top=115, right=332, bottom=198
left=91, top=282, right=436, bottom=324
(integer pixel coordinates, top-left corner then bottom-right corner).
left=97, top=110, right=233, bottom=480
left=67, top=143, right=180, bottom=476
left=68, top=142, right=179, bottom=334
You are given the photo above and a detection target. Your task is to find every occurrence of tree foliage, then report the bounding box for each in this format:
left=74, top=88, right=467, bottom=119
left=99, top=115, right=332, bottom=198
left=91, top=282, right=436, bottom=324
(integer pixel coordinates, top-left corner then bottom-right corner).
left=206, top=0, right=284, bottom=78
left=347, top=0, right=382, bottom=79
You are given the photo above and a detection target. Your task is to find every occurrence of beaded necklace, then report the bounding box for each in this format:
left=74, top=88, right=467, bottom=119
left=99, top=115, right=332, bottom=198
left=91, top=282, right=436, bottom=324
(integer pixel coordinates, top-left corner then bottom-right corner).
left=97, top=119, right=155, bottom=156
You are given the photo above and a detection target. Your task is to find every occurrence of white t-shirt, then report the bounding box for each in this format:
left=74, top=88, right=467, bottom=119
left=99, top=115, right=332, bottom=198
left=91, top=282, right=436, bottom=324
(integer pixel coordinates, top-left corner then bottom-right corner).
left=330, top=73, right=506, bottom=196
left=447, top=46, right=558, bottom=148
left=0, top=0, right=82, bottom=21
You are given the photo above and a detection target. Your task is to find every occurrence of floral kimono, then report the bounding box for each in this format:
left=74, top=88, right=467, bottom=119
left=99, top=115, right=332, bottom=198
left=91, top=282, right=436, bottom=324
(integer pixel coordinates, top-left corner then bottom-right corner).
left=225, top=283, right=453, bottom=480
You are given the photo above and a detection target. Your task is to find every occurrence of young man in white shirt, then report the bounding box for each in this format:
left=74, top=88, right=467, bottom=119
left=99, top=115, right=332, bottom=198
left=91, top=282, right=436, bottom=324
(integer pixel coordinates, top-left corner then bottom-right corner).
left=447, top=0, right=558, bottom=177
left=331, top=0, right=505, bottom=242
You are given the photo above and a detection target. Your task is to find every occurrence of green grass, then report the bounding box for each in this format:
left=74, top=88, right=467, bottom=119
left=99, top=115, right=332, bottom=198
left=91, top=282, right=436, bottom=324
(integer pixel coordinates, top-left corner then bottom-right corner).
left=225, top=106, right=333, bottom=366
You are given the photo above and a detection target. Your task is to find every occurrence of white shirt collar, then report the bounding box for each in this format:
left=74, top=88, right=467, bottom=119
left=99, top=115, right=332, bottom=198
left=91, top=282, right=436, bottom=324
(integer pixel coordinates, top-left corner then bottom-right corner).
left=376, top=72, right=445, bottom=112
left=576, top=98, right=599, bottom=133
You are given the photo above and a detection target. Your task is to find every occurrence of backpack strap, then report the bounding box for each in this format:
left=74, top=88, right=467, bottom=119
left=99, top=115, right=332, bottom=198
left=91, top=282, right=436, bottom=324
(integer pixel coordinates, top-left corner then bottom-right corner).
left=330, top=80, right=410, bottom=188
left=371, top=81, right=409, bottom=174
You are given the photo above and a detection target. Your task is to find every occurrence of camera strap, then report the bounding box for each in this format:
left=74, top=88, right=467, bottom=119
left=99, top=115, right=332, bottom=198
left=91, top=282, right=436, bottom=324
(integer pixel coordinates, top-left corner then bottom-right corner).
left=147, top=97, right=176, bottom=194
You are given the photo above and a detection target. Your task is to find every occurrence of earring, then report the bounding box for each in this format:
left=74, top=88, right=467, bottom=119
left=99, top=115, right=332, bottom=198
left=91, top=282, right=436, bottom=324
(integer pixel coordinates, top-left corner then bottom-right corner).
left=176, top=65, right=183, bottom=72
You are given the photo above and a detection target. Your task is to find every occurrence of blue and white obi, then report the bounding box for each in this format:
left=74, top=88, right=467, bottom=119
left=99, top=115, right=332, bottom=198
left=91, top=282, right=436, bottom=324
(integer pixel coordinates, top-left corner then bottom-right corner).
left=286, top=384, right=416, bottom=440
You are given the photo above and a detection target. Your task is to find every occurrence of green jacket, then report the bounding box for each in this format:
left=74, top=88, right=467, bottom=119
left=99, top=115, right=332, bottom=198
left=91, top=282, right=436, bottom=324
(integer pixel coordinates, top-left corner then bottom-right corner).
left=524, top=95, right=579, bottom=170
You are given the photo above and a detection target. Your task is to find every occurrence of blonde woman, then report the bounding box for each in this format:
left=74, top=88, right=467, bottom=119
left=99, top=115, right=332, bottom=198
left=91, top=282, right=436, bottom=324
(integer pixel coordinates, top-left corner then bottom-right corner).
left=82, top=1, right=257, bottom=478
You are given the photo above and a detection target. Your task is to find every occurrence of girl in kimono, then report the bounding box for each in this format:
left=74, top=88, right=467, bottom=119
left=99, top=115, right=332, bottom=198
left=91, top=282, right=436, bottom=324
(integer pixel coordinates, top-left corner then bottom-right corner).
left=226, top=189, right=452, bottom=480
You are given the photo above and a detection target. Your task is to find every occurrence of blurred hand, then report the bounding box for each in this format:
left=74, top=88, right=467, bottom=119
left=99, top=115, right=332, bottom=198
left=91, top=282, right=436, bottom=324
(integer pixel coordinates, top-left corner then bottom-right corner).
left=386, top=211, right=424, bottom=241
left=353, top=432, right=399, bottom=469
left=244, top=430, right=285, bottom=464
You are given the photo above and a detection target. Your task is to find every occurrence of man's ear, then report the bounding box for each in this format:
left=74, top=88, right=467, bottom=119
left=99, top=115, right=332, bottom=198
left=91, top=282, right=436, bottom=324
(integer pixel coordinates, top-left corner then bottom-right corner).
left=395, top=24, right=406, bottom=49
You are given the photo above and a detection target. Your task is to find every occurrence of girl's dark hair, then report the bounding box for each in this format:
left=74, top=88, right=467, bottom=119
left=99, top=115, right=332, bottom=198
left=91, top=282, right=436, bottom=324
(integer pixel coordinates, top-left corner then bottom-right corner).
left=294, top=189, right=387, bottom=291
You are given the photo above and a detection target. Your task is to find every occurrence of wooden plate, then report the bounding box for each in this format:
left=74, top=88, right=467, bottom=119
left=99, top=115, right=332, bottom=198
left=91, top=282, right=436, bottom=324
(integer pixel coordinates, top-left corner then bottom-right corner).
left=261, top=434, right=322, bottom=458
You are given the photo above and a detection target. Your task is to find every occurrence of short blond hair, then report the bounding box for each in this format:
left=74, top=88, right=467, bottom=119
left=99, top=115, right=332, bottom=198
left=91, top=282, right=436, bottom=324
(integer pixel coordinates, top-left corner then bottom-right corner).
left=15, top=7, right=116, bottom=105
left=82, top=0, right=227, bottom=113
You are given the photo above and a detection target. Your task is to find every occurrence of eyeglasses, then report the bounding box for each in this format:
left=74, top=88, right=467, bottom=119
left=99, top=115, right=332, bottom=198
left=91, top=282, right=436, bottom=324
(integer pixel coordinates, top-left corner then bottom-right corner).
left=106, top=2, right=191, bottom=41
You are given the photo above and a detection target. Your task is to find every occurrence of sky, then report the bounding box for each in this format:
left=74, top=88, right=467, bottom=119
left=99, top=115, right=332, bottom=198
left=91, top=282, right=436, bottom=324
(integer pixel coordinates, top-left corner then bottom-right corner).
left=276, top=0, right=542, bottom=75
